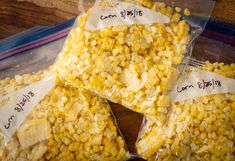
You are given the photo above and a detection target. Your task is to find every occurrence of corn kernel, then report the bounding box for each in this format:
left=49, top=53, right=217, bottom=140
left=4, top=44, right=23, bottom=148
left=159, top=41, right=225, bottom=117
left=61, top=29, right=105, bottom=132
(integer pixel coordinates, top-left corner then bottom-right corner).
left=175, top=7, right=182, bottom=12
left=184, top=8, right=191, bottom=16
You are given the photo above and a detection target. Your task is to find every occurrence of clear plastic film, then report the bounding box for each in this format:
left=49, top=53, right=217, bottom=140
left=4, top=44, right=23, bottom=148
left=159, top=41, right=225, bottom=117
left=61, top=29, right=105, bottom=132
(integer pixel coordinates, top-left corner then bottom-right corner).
left=136, top=37, right=235, bottom=161
left=54, top=0, right=215, bottom=120
left=0, top=23, right=130, bottom=161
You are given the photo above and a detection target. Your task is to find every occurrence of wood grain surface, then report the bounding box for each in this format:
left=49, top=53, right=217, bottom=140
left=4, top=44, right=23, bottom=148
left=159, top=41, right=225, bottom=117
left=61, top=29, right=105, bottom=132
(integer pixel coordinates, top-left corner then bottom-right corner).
left=0, top=0, right=235, bottom=39
left=0, top=1, right=234, bottom=161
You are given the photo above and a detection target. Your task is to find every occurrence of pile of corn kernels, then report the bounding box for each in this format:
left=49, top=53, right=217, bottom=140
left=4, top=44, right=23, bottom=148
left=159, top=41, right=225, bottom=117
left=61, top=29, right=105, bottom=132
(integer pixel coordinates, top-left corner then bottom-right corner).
left=0, top=70, right=129, bottom=161
left=136, top=62, right=235, bottom=161
left=54, top=0, right=191, bottom=119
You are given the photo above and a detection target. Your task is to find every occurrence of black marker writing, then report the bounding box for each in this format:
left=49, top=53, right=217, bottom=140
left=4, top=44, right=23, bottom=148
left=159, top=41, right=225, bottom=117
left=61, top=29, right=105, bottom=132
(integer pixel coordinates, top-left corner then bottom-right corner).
left=100, top=9, right=143, bottom=21
left=28, top=91, right=35, bottom=97
left=4, top=91, right=35, bottom=130
left=14, top=91, right=35, bottom=113
left=197, top=79, right=221, bottom=90
left=4, top=115, right=14, bottom=129
left=176, top=79, right=221, bottom=93
left=100, top=14, right=117, bottom=20
left=177, top=85, right=194, bottom=93
left=120, top=9, right=143, bottom=19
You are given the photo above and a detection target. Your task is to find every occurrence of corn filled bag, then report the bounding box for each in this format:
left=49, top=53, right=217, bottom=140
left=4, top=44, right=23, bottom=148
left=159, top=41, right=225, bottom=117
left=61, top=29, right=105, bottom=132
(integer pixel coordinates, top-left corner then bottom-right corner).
left=0, top=70, right=129, bottom=161
left=0, top=26, right=129, bottom=161
left=54, top=0, right=214, bottom=118
left=136, top=62, right=235, bottom=161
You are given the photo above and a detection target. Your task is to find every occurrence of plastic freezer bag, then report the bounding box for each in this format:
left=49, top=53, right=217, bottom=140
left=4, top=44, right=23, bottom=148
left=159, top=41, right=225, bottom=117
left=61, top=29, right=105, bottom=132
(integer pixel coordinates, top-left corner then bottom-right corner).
left=54, top=0, right=215, bottom=119
left=137, top=62, right=235, bottom=161
left=136, top=37, right=235, bottom=161
left=0, top=24, right=129, bottom=161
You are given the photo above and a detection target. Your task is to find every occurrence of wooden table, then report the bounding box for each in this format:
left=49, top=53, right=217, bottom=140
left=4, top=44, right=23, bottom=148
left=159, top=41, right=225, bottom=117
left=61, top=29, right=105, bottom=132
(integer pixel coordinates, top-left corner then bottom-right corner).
left=0, top=1, right=234, bottom=161
left=0, top=0, right=235, bottom=39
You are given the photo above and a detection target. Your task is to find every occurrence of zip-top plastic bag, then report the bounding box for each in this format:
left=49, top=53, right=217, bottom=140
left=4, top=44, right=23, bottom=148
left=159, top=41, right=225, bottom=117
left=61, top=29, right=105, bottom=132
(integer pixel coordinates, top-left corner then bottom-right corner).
left=136, top=36, right=235, bottom=161
left=0, top=22, right=130, bottom=161
left=54, top=0, right=215, bottom=120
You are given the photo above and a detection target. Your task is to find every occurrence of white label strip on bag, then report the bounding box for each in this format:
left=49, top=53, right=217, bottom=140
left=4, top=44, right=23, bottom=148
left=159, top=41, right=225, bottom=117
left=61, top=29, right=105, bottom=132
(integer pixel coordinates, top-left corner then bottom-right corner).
left=169, top=66, right=235, bottom=102
left=86, top=0, right=170, bottom=30
left=0, top=76, right=55, bottom=141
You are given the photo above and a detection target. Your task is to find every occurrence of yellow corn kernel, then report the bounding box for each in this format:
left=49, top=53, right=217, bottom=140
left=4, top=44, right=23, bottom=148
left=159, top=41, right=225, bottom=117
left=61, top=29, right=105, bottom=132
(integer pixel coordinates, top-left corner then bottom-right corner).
left=197, top=113, right=204, bottom=121
left=157, top=95, right=170, bottom=107
left=175, top=7, right=182, bottom=12
left=184, top=8, right=191, bottom=16
left=191, top=107, right=199, bottom=117
left=199, top=121, right=207, bottom=132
